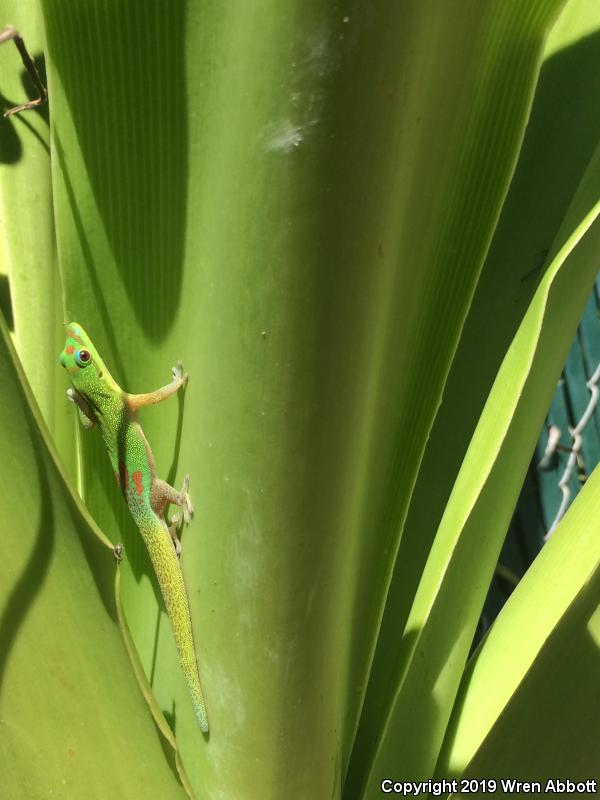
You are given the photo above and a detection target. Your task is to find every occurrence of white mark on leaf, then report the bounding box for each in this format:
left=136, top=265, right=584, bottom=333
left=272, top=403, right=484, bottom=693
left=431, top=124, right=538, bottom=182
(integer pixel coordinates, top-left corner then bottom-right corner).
left=265, top=121, right=305, bottom=153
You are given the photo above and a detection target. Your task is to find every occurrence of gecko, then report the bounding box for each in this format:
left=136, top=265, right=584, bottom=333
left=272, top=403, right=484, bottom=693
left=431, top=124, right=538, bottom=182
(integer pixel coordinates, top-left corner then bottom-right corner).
left=59, top=322, right=208, bottom=733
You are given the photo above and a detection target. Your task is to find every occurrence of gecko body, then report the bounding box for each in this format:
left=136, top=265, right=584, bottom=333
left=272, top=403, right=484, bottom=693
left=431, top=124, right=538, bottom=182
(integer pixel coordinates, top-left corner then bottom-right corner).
left=60, top=322, right=208, bottom=732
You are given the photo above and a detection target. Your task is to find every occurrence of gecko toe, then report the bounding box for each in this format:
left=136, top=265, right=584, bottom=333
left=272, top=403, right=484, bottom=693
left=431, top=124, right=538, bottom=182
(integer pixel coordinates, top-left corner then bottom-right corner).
left=178, top=475, right=193, bottom=525
left=182, top=496, right=193, bottom=525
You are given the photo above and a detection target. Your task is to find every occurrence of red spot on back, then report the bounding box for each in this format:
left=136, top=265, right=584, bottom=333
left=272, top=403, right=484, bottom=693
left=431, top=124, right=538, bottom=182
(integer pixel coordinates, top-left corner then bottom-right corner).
left=66, top=345, right=75, bottom=354
left=132, top=471, right=144, bottom=496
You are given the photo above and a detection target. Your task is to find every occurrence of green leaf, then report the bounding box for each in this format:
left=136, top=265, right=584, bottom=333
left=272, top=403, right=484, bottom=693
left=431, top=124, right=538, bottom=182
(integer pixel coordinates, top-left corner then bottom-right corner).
left=350, top=0, right=600, bottom=779
left=362, top=137, right=600, bottom=786
left=0, top=0, right=75, bottom=474
left=440, top=462, right=600, bottom=782
left=37, top=0, right=571, bottom=795
left=2, top=0, right=596, bottom=797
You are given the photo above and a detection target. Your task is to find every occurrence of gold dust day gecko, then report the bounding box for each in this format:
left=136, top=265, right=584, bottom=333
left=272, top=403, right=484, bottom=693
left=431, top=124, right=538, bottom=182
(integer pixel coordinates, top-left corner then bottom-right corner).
left=60, top=323, right=208, bottom=733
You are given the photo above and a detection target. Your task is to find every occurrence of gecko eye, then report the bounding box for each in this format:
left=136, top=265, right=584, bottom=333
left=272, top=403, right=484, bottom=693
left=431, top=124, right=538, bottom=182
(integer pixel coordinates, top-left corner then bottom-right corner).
left=75, top=349, right=91, bottom=367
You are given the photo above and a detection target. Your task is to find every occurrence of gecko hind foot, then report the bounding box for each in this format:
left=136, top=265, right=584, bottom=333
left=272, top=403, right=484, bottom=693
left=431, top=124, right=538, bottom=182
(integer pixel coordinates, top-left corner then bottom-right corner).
left=168, top=519, right=183, bottom=557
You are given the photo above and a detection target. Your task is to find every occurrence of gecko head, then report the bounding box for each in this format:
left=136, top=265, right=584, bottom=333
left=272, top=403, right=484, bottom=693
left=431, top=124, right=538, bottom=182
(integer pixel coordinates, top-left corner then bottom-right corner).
left=59, top=322, right=112, bottom=396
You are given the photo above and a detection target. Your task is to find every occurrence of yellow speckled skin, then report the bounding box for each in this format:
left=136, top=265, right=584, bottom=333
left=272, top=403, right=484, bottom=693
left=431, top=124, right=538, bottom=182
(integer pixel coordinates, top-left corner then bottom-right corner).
left=60, top=322, right=208, bottom=732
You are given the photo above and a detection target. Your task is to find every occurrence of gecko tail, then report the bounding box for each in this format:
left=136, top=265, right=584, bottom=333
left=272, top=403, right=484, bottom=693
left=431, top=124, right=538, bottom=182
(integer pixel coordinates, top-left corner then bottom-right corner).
left=187, top=668, right=209, bottom=732
left=193, top=696, right=209, bottom=733
left=142, top=520, right=209, bottom=734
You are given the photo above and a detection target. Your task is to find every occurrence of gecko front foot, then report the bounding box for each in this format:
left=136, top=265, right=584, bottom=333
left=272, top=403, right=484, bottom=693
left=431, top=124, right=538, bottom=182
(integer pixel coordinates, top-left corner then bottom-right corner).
left=172, top=361, right=189, bottom=388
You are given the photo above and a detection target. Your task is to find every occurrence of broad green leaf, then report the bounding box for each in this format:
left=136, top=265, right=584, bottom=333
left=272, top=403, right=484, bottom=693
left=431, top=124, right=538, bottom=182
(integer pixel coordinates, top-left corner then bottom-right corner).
left=0, top=0, right=74, bottom=471
left=39, top=1, right=569, bottom=796
left=350, top=0, right=600, bottom=778
left=363, top=137, right=600, bottom=787
left=3, top=0, right=592, bottom=796
left=439, top=463, right=600, bottom=783
left=0, top=316, right=189, bottom=798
